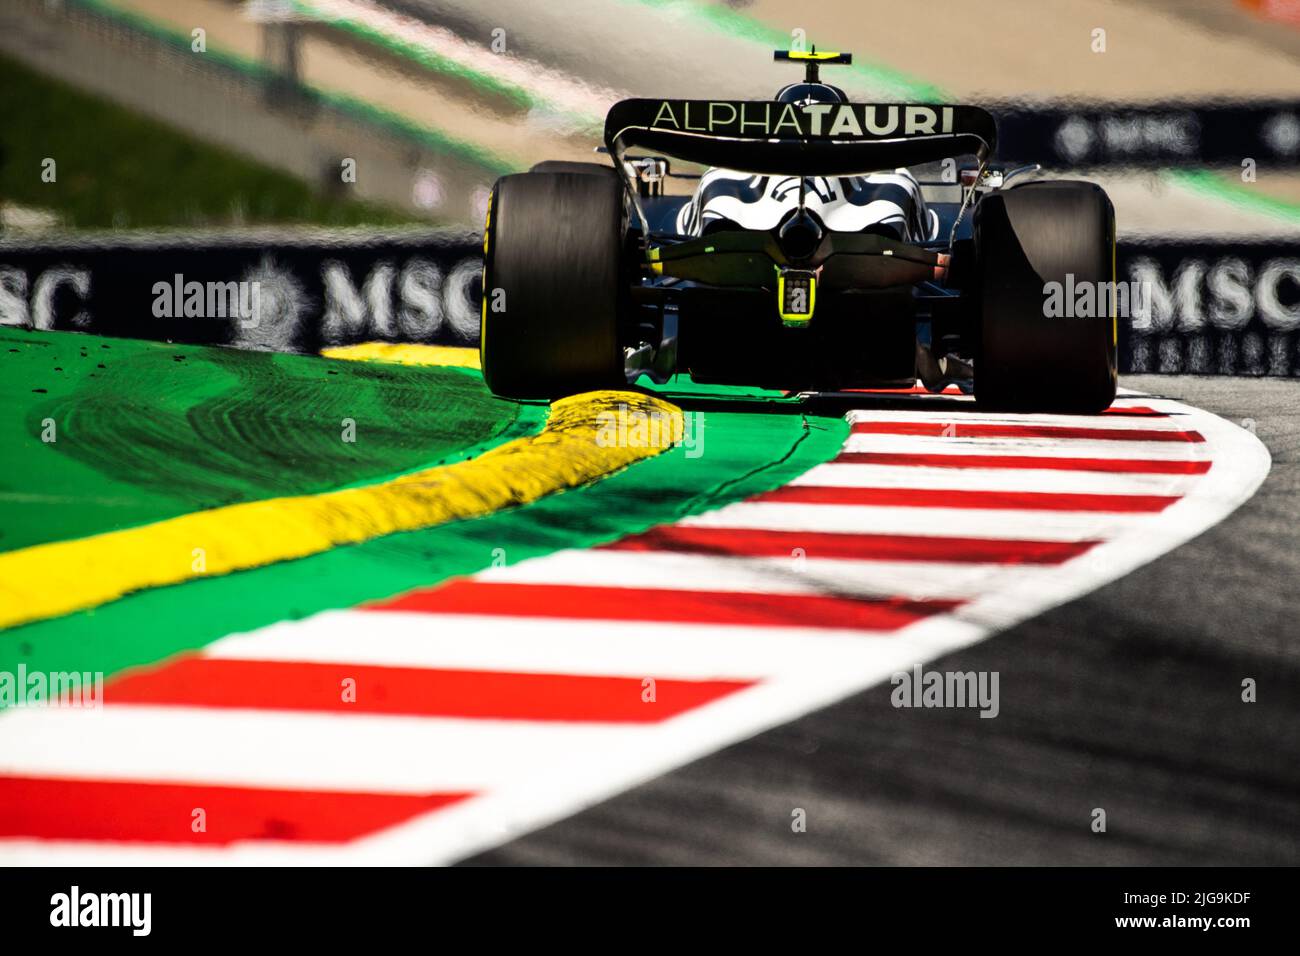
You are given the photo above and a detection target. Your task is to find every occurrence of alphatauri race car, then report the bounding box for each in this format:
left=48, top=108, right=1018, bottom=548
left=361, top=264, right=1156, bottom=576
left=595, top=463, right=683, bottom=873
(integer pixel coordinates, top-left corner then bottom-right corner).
left=479, top=49, right=1117, bottom=412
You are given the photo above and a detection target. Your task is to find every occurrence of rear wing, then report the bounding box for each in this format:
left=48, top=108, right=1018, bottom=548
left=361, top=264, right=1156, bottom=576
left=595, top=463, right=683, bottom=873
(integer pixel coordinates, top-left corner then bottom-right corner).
left=603, top=99, right=997, bottom=177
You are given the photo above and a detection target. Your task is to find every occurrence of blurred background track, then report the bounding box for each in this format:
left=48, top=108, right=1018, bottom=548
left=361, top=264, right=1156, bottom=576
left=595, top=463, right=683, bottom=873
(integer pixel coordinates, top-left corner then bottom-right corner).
left=4, top=0, right=1300, bottom=230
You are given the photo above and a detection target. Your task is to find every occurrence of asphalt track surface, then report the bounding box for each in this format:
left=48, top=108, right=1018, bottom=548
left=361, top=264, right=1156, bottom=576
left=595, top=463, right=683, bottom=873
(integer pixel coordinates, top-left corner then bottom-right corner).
left=469, top=376, right=1300, bottom=865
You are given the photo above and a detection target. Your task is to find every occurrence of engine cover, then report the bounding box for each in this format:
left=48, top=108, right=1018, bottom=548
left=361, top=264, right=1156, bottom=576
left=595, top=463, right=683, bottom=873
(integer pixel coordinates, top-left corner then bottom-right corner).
left=675, top=170, right=938, bottom=242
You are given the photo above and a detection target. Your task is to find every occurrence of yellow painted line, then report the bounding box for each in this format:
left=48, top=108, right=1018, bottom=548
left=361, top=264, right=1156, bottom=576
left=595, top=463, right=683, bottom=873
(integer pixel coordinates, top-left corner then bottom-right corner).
left=321, top=343, right=481, bottom=369
left=0, top=390, right=679, bottom=630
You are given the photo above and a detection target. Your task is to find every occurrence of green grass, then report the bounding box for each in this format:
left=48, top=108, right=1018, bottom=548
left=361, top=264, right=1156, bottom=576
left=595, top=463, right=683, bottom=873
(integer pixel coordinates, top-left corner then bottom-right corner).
left=0, top=53, right=418, bottom=230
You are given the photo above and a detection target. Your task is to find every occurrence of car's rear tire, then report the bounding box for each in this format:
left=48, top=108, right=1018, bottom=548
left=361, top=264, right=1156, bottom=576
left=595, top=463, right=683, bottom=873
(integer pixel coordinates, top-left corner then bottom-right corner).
left=480, top=171, right=627, bottom=399
left=974, top=181, right=1117, bottom=413
left=529, top=160, right=619, bottom=178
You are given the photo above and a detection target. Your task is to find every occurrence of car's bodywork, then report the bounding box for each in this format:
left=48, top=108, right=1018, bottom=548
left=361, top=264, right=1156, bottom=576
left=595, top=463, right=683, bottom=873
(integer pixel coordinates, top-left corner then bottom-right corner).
left=602, top=54, right=1013, bottom=393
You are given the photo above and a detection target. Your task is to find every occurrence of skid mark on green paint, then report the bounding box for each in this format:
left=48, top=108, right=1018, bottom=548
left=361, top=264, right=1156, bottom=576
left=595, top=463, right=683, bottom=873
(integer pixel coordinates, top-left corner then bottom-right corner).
left=0, top=329, right=539, bottom=553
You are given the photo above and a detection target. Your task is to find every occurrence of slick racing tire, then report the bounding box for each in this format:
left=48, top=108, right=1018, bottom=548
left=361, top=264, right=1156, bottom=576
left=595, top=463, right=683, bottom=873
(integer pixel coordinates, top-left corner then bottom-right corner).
left=974, top=181, right=1117, bottom=413
left=528, top=160, right=620, bottom=179
left=480, top=171, right=627, bottom=399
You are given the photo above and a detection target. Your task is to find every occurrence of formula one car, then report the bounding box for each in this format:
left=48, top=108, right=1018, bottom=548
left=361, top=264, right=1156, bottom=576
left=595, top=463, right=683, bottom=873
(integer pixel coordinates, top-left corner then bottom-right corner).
left=479, top=49, right=1117, bottom=412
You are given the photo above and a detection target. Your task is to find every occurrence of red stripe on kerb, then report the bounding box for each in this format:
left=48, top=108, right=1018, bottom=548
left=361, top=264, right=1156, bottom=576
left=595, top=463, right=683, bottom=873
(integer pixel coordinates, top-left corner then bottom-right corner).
left=834, top=404, right=1169, bottom=415
left=834, top=452, right=1210, bottom=474
left=605, top=526, right=1096, bottom=565
left=107, top=658, right=751, bottom=723
left=370, top=581, right=959, bottom=631
left=0, top=775, right=469, bottom=844
left=851, top=421, right=1204, bottom=442
left=1101, top=406, right=1167, bottom=416
left=840, top=386, right=962, bottom=395
left=756, top=485, right=1180, bottom=512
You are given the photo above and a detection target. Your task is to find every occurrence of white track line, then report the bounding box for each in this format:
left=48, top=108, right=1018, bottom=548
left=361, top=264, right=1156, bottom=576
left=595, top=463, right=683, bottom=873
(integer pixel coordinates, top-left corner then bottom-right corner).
left=0, top=705, right=642, bottom=794
left=843, top=408, right=1189, bottom=428
left=202, top=610, right=889, bottom=679
left=840, top=434, right=1208, bottom=460
left=477, top=550, right=1057, bottom=600
left=294, top=0, right=625, bottom=120
left=676, top=501, right=1141, bottom=540
left=789, top=462, right=1202, bottom=495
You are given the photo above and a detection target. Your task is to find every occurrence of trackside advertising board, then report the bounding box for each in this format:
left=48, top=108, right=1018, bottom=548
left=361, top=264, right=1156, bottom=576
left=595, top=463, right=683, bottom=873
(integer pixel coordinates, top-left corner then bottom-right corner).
left=0, top=229, right=485, bottom=354
left=0, top=231, right=1297, bottom=376
left=991, top=100, right=1300, bottom=168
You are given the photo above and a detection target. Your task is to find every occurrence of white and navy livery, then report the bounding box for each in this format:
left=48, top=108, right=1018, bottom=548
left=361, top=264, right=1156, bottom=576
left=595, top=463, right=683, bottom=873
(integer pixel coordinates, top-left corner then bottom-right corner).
left=676, top=170, right=938, bottom=242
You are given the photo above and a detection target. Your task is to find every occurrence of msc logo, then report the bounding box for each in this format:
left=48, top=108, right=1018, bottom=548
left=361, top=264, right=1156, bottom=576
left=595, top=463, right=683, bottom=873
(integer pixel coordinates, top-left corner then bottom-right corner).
left=1127, top=256, right=1300, bottom=332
